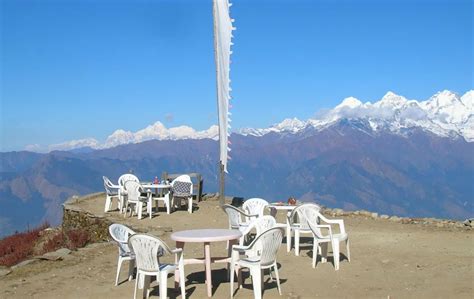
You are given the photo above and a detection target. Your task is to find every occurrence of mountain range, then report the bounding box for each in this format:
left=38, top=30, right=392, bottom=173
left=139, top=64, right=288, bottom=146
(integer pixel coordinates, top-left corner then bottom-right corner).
left=1, top=90, right=473, bottom=237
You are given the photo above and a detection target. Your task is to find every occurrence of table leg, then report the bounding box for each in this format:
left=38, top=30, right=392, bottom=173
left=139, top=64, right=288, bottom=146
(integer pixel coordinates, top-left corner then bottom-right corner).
left=175, top=241, right=185, bottom=289
left=227, top=239, right=237, bottom=280
left=204, top=242, right=212, bottom=297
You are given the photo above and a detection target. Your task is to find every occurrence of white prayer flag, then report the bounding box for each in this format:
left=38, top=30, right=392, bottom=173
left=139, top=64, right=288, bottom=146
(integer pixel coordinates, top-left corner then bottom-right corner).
left=213, top=0, right=234, bottom=173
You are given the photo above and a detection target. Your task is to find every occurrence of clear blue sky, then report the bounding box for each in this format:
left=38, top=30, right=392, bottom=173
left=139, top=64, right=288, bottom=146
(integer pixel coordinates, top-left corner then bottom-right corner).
left=1, top=0, right=472, bottom=152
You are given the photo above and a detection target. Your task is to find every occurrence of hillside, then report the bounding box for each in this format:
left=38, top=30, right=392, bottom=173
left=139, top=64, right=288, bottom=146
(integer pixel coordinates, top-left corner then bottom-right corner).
left=1, top=90, right=473, bottom=237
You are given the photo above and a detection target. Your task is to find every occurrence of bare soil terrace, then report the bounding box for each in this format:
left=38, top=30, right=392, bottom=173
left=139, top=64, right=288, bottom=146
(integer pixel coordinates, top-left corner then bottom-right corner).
left=0, top=194, right=472, bottom=299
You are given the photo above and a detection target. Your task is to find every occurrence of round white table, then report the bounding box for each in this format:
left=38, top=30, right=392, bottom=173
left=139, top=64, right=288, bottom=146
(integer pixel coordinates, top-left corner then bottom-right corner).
left=171, top=229, right=242, bottom=297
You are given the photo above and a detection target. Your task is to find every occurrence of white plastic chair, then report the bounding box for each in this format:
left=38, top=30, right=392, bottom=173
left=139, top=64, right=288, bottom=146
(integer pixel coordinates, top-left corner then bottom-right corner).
left=103, top=176, right=120, bottom=212
left=148, top=189, right=172, bottom=217
left=230, top=227, right=284, bottom=299
left=124, top=181, right=148, bottom=219
left=128, top=233, right=186, bottom=299
left=242, top=198, right=269, bottom=222
left=222, top=204, right=257, bottom=249
left=287, top=203, right=321, bottom=256
left=222, top=204, right=255, bottom=230
left=170, top=175, right=193, bottom=213
left=239, top=215, right=276, bottom=246
left=109, top=223, right=136, bottom=286
left=118, top=174, right=140, bottom=214
left=303, top=208, right=350, bottom=270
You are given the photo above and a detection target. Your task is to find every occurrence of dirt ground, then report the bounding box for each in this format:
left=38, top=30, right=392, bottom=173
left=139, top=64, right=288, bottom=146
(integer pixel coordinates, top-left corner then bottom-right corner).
left=0, top=196, right=472, bottom=299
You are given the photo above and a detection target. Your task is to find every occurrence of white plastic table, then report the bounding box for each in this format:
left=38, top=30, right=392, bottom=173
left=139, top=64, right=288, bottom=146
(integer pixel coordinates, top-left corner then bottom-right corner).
left=171, top=229, right=242, bottom=297
left=141, top=183, right=171, bottom=218
left=267, top=203, right=299, bottom=252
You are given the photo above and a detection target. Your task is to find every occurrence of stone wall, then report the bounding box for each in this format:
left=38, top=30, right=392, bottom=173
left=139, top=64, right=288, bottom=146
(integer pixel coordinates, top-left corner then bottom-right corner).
left=62, top=193, right=111, bottom=242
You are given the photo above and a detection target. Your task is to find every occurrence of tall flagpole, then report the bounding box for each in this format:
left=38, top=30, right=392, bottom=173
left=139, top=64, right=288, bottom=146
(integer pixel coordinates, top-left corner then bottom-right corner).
left=212, top=0, right=233, bottom=206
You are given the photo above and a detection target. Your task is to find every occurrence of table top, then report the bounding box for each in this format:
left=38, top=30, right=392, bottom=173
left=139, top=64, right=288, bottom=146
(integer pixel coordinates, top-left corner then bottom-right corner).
left=141, top=183, right=171, bottom=189
left=267, top=203, right=299, bottom=210
left=171, top=229, right=242, bottom=243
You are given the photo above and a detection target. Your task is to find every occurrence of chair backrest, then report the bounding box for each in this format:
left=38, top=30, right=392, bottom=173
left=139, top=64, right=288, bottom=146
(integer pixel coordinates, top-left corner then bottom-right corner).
left=118, top=173, right=139, bottom=187
left=124, top=181, right=143, bottom=203
left=171, top=175, right=193, bottom=196
left=103, top=176, right=116, bottom=195
left=253, top=215, right=276, bottom=235
left=289, top=203, right=321, bottom=230
left=109, top=223, right=135, bottom=256
left=247, top=227, right=284, bottom=266
left=303, top=208, right=327, bottom=239
left=242, top=198, right=269, bottom=219
left=222, top=204, right=244, bottom=228
left=128, top=234, right=172, bottom=272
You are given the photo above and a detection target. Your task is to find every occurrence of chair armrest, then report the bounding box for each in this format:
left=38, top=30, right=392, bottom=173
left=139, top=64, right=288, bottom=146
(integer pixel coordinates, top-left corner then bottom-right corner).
left=315, top=224, right=333, bottom=239
left=232, top=244, right=249, bottom=252
left=171, top=248, right=183, bottom=254
left=323, top=219, right=346, bottom=234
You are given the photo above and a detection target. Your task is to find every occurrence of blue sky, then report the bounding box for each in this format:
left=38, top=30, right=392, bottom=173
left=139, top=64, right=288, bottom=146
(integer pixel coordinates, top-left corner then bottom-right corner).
left=1, top=0, right=472, bottom=152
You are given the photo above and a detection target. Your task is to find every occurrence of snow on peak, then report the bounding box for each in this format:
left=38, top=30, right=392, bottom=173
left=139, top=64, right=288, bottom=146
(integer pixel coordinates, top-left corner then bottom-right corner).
left=240, top=89, right=474, bottom=142
left=239, top=118, right=306, bottom=136
left=460, top=90, right=474, bottom=109
left=48, top=138, right=100, bottom=152
left=274, top=118, right=306, bottom=131
left=336, top=97, right=362, bottom=109
left=375, top=91, right=408, bottom=108
left=42, top=122, right=219, bottom=152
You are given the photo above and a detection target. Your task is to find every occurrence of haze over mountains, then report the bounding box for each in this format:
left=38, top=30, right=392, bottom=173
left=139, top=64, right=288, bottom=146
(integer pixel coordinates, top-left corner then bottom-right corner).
left=1, top=90, right=473, bottom=237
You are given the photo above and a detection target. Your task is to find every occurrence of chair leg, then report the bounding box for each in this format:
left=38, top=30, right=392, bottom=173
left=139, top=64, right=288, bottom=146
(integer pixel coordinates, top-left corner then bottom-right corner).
left=286, top=225, right=291, bottom=252
left=188, top=197, right=192, bottom=213
left=230, top=261, right=235, bottom=298
left=312, top=240, right=318, bottom=268
left=321, top=242, right=328, bottom=263
left=159, top=271, right=168, bottom=299
left=105, top=195, right=111, bottom=212
left=273, top=263, right=282, bottom=295
left=148, top=197, right=152, bottom=219
left=250, top=266, right=262, bottom=299
left=294, top=230, right=300, bottom=256
left=115, top=256, right=123, bottom=286
left=138, top=202, right=143, bottom=219
left=128, top=259, right=135, bottom=281
left=179, top=265, right=186, bottom=299
left=238, top=268, right=243, bottom=289
left=133, top=273, right=140, bottom=299
left=142, top=275, right=150, bottom=299
left=332, top=240, right=340, bottom=271
left=346, top=238, right=351, bottom=262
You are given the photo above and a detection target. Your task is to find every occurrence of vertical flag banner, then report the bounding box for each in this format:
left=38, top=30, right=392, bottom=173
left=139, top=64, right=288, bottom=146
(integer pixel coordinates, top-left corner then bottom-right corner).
left=213, top=0, right=234, bottom=173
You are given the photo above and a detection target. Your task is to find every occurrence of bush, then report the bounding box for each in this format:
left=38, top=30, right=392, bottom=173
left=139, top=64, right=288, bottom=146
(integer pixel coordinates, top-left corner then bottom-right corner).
left=65, top=229, right=90, bottom=250
left=0, top=223, right=49, bottom=267
left=41, top=231, right=66, bottom=253
left=0, top=224, right=91, bottom=267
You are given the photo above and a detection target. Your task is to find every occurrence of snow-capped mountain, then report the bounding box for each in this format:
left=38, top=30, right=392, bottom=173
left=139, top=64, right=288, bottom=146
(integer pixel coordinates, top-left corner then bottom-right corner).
left=240, top=90, right=474, bottom=142
left=47, top=122, right=219, bottom=152
left=38, top=89, right=474, bottom=152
